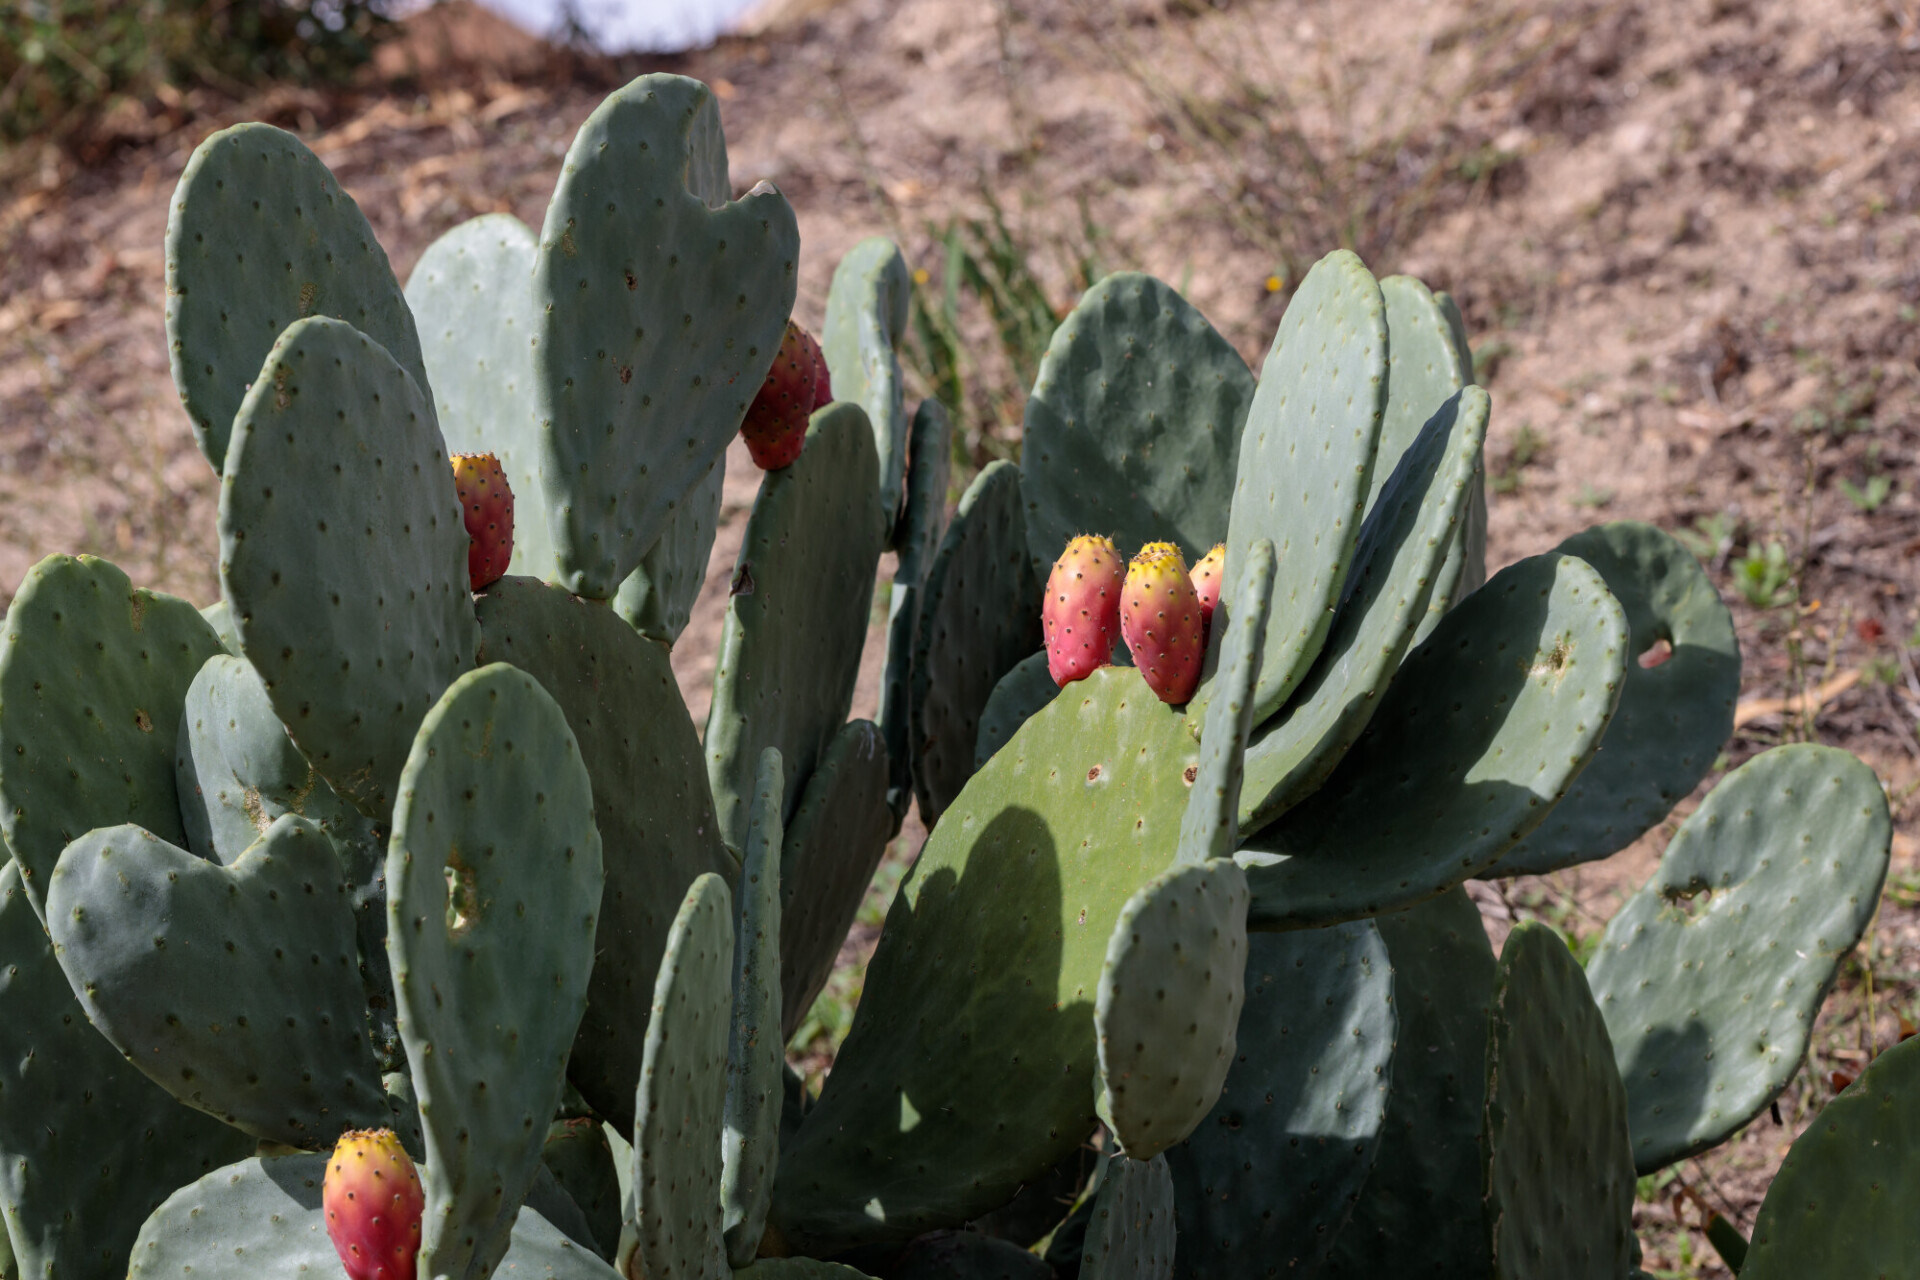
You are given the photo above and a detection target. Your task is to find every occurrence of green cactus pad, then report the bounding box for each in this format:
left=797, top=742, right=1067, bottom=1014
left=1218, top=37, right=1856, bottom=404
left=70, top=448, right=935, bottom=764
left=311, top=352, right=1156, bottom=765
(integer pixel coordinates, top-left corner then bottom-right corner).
left=822, top=237, right=913, bottom=532
left=0, top=553, right=224, bottom=915
left=1236, top=386, right=1488, bottom=831
left=778, top=719, right=892, bottom=1040
left=165, top=123, right=429, bottom=473
left=530, top=73, right=799, bottom=598
left=525, top=1165, right=603, bottom=1258
left=172, top=652, right=398, bottom=1068
left=544, top=1118, right=625, bottom=1261
left=706, top=403, right=886, bottom=854
left=472, top=575, right=734, bottom=1133
left=388, top=664, right=604, bottom=1280
left=404, top=211, right=558, bottom=582
left=1741, top=1035, right=1920, bottom=1280
left=1323, top=888, right=1495, bottom=1276
left=615, top=452, right=724, bottom=646
left=1237, top=551, right=1627, bottom=930
left=174, top=654, right=368, bottom=864
left=1429, top=289, right=1488, bottom=613
left=0, top=860, right=254, bottom=1279
left=46, top=815, right=392, bottom=1147
left=1220, top=249, right=1388, bottom=722
left=972, top=651, right=1057, bottom=772
left=126, top=1153, right=623, bottom=1279
left=880, top=400, right=953, bottom=817
left=1371, top=275, right=1472, bottom=509
left=633, top=873, right=734, bottom=1280
left=220, top=314, right=480, bottom=819
left=1081, top=1153, right=1176, bottom=1280
left=889, top=1232, right=1056, bottom=1280
left=1095, top=860, right=1248, bottom=1161
left=1585, top=744, right=1890, bottom=1174
left=910, top=461, right=1044, bottom=827
left=724, top=750, right=785, bottom=1267
left=1177, top=539, right=1275, bottom=864
left=1020, top=272, right=1253, bottom=568
left=200, top=597, right=242, bottom=654
left=1488, top=522, right=1740, bottom=878
left=1166, top=921, right=1395, bottom=1278
left=771, top=667, right=1198, bottom=1256
left=1483, top=922, right=1636, bottom=1280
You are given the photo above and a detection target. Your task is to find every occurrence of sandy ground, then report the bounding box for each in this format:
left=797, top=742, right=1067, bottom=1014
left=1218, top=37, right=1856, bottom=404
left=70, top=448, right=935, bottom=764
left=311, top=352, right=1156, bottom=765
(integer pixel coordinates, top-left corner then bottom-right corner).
left=5, top=1, right=1920, bottom=1272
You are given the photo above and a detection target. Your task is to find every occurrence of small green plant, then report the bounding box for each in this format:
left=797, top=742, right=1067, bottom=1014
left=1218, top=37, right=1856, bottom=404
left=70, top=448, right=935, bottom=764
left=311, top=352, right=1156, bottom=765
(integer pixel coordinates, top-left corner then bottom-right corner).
left=1573, top=483, right=1616, bottom=510
left=1674, top=511, right=1738, bottom=565
left=1734, top=540, right=1797, bottom=608
left=1472, top=337, right=1515, bottom=383
left=1488, top=421, right=1543, bottom=494
left=1841, top=474, right=1892, bottom=513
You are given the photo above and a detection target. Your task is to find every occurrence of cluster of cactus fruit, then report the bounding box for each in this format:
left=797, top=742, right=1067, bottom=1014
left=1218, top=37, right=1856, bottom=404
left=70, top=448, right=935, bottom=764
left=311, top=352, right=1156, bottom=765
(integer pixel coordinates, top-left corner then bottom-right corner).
left=0, top=67, right=1910, bottom=1280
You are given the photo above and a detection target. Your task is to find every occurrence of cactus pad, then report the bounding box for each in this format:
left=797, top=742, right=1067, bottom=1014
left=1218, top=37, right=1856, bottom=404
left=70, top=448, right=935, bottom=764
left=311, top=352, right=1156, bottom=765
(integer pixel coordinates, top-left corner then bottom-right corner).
left=1489, top=521, right=1739, bottom=877
left=778, top=719, right=892, bottom=1040
left=879, top=399, right=953, bottom=817
left=1483, top=922, right=1635, bottom=1280
left=1095, top=860, right=1248, bottom=1161
left=1080, top=1154, right=1176, bottom=1280
left=1585, top=744, right=1890, bottom=1173
left=530, top=73, right=799, bottom=598
left=724, top=750, right=785, bottom=1266
left=543, top=1118, right=624, bottom=1261
left=1741, top=1035, right=1920, bottom=1280
left=1323, top=888, right=1495, bottom=1276
left=388, top=664, right=604, bottom=1280
left=1237, top=551, right=1627, bottom=929
left=972, top=651, right=1057, bottom=771
left=1237, top=386, right=1488, bottom=831
left=0, top=553, right=223, bottom=914
left=46, top=815, right=392, bottom=1147
left=615, top=452, right=724, bottom=646
left=0, top=860, right=253, bottom=1278
left=1166, top=921, right=1394, bottom=1278
left=772, top=667, right=1198, bottom=1255
left=473, top=575, right=733, bottom=1132
left=822, top=237, right=913, bottom=531
left=1176, top=540, right=1275, bottom=865
left=166, top=123, right=428, bottom=473
left=1221, top=249, right=1388, bottom=722
left=1372, top=275, right=1472, bottom=509
left=126, top=1153, right=623, bottom=1279
left=632, top=873, right=735, bottom=1280
left=220, top=315, right=480, bottom=818
left=706, top=404, right=886, bottom=854
left=910, top=461, right=1044, bottom=826
left=1020, top=273, right=1253, bottom=568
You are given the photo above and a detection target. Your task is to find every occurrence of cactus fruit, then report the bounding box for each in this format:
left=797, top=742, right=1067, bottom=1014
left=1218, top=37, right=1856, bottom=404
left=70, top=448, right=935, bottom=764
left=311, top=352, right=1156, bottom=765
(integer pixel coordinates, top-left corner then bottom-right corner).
left=1043, top=534, right=1125, bottom=686
left=323, top=1128, right=424, bottom=1280
left=1122, top=542, right=1204, bottom=704
left=1190, top=543, right=1225, bottom=637
left=450, top=452, right=514, bottom=591
left=743, top=320, right=830, bottom=470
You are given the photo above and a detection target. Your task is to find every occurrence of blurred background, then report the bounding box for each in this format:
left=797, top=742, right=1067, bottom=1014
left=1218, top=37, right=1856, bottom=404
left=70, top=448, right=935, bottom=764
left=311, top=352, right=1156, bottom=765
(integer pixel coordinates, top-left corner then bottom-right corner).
left=4, top=3, right=1918, bottom=1273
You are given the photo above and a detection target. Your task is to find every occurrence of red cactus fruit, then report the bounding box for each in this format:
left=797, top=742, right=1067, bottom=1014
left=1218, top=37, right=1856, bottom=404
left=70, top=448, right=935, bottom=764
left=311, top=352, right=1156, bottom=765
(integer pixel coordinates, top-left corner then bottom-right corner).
left=809, top=334, right=834, bottom=410
left=323, top=1128, right=424, bottom=1280
left=1122, top=541, right=1204, bottom=705
left=742, top=319, right=825, bottom=470
left=1043, top=534, right=1125, bottom=687
left=1190, top=543, right=1226, bottom=640
left=450, top=452, right=513, bottom=591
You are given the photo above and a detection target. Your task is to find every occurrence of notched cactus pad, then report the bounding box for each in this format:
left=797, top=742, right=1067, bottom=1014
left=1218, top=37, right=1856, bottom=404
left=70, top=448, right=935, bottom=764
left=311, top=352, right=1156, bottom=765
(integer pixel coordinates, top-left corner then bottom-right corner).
left=531, top=72, right=799, bottom=597
left=166, top=122, right=429, bottom=472
left=1585, top=744, right=1891, bottom=1173
left=0, top=553, right=224, bottom=914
